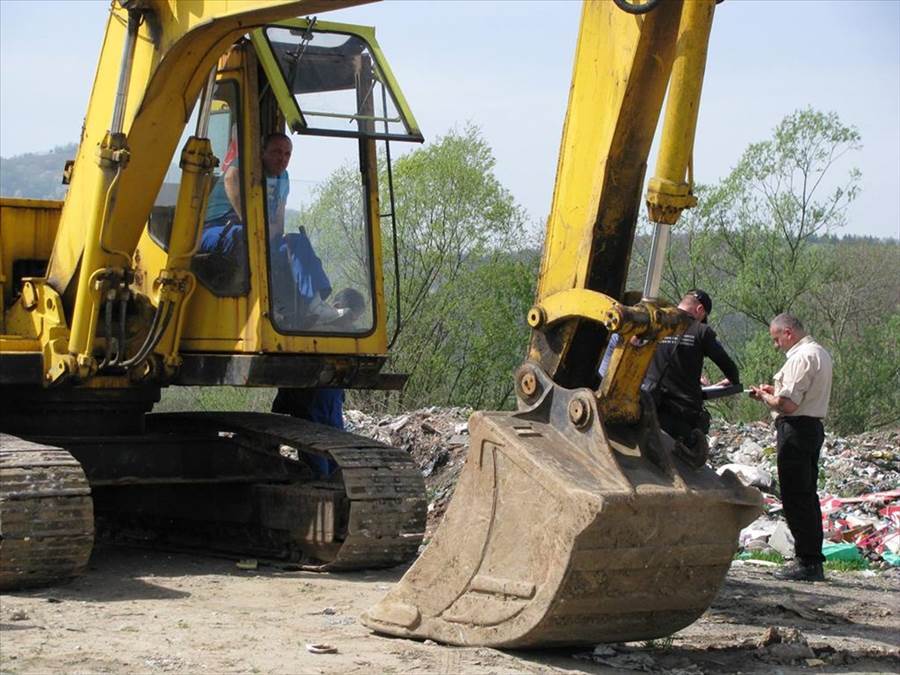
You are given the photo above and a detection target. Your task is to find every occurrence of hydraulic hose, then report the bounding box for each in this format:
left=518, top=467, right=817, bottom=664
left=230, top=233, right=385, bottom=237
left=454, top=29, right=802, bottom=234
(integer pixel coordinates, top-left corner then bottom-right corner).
left=117, top=300, right=175, bottom=369
left=613, top=0, right=661, bottom=15
left=97, top=294, right=115, bottom=370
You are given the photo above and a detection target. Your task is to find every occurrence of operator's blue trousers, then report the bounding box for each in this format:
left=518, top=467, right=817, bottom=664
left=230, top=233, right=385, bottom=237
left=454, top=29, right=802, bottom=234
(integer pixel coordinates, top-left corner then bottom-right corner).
left=272, top=388, right=345, bottom=477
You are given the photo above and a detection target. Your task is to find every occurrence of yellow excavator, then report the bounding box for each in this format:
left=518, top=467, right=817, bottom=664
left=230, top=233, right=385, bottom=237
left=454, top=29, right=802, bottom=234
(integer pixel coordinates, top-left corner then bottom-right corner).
left=0, top=0, right=761, bottom=648
left=1, top=0, right=428, bottom=585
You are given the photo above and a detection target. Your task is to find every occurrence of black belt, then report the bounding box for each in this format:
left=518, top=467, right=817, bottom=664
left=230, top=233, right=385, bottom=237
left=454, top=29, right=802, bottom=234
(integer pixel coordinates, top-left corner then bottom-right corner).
left=776, top=416, right=822, bottom=425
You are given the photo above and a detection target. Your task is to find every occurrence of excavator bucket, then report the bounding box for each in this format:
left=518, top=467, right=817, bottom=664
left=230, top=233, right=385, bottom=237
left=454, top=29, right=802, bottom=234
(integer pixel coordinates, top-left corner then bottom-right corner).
left=362, top=373, right=762, bottom=648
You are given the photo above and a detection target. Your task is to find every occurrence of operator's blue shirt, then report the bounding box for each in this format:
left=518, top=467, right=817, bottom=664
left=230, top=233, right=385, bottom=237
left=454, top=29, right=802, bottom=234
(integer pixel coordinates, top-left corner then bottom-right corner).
left=204, top=158, right=290, bottom=224
left=265, top=170, right=289, bottom=222
left=200, top=163, right=289, bottom=254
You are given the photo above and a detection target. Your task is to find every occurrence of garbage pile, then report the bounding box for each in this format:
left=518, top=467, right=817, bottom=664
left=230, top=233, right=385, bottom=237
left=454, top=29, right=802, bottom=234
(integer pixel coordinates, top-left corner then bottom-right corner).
left=707, top=420, right=899, bottom=568
left=345, top=406, right=472, bottom=538
left=708, top=422, right=900, bottom=496
left=346, top=406, right=900, bottom=566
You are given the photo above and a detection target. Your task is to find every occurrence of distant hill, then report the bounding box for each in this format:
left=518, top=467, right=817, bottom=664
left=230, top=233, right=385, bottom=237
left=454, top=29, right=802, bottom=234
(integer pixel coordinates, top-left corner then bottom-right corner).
left=0, top=144, right=77, bottom=201
left=0, top=144, right=304, bottom=224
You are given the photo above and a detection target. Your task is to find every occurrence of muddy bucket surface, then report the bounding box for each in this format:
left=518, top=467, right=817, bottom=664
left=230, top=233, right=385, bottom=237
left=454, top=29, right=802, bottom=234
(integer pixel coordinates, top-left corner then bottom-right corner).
left=361, top=389, right=761, bottom=648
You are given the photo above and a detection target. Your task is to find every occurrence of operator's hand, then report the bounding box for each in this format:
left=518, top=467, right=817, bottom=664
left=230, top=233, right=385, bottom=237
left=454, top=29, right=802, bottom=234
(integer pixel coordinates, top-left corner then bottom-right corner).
left=700, top=374, right=711, bottom=386
left=713, top=378, right=732, bottom=387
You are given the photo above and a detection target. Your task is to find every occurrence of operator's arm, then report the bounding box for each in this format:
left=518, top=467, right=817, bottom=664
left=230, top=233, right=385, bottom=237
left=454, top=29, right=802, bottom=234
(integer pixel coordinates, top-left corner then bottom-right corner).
left=701, top=327, right=740, bottom=386
left=270, top=202, right=286, bottom=243
left=267, top=172, right=289, bottom=245
left=223, top=165, right=242, bottom=217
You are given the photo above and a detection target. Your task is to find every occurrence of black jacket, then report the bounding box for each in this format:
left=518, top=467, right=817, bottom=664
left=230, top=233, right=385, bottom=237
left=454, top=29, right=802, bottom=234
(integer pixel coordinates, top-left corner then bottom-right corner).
left=644, top=318, right=740, bottom=415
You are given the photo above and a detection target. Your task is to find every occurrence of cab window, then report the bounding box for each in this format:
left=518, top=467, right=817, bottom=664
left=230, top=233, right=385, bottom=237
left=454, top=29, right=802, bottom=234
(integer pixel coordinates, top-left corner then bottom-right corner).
left=187, top=81, right=250, bottom=297
left=265, top=133, right=374, bottom=336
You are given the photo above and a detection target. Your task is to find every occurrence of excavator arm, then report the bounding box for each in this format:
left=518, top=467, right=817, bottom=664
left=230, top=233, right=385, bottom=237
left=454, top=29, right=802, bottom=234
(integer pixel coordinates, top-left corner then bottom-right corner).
left=362, top=0, right=762, bottom=648
left=526, top=0, right=716, bottom=422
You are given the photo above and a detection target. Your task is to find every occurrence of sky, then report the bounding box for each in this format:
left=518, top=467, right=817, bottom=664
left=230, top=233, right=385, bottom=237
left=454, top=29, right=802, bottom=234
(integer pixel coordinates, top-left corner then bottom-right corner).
left=1, top=0, right=898, bottom=239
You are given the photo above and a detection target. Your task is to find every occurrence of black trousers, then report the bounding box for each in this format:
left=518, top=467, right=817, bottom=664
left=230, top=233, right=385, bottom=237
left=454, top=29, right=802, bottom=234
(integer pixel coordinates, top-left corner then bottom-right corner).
left=776, top=416, right=826, bottom=565
left=658, top=407, right=695, bottom=444
left=657, top=400, right=710, bottom=446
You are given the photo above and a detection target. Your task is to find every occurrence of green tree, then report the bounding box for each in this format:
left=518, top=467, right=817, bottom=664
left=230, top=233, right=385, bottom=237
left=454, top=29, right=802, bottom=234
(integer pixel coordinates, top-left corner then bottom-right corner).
left=381, top=125, right=533, bottom=409
left=802, top=240, right=900, bottom=432
left=296, top=125, right=533, bottom=412
left=395, top=249, right=539, bottom=410
left=695, top=108, right=861, bottom=326
left=828, top=315, right=900, bottom=433
left=292, top=164, right=370, bottom=295
left=630, top=109, right=899, bottom=433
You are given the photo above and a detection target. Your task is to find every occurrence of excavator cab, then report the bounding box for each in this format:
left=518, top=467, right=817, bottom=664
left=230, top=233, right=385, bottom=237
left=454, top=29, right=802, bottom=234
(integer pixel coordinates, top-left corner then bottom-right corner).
left=136, top=18, right=421, bottom=359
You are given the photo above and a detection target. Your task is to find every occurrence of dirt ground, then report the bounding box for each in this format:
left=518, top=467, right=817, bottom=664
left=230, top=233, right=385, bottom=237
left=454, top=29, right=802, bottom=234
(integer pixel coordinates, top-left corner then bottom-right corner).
left=1, top=546, right=898, bottom=674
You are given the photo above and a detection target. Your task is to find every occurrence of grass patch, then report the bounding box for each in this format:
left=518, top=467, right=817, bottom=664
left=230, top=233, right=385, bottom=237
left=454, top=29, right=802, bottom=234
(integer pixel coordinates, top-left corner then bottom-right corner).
left=824, top=559, right=870, bottom=572
left=736, top=550, right=871, bottom=572
left=156, top=386, right=275, bottom=413
left=735, top=550, right=785, bottom=564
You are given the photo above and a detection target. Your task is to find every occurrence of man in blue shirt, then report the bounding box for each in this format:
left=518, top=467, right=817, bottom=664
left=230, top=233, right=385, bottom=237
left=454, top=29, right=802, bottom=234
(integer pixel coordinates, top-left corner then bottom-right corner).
left=196, top=133, right=345, bottom=454
left=202, top=132, right=292, bottom=245
left=259, top=132, right=292, bottom=243
left=195, top=132, right=293, bottom=295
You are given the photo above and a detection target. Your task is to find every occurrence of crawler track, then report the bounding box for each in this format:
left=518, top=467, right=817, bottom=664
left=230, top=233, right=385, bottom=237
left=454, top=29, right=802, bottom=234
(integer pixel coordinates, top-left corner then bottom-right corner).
left=73, top=411, right=427, bottom=570
left=1, top=413, right=426, bottom=590
left=153, top=412, right=426, bottom=570
left=0, top=435, right=94, bottom=590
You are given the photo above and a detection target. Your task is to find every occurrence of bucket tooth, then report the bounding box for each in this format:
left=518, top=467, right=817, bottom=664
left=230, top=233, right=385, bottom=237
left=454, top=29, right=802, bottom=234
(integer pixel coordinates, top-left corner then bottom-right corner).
left=362, top=383, right=761, bottom=648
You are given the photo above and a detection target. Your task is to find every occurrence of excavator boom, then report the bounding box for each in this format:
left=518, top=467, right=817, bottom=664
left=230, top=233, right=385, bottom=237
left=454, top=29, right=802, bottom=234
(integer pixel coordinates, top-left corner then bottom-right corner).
left=362, top=0, right=761, bottom=647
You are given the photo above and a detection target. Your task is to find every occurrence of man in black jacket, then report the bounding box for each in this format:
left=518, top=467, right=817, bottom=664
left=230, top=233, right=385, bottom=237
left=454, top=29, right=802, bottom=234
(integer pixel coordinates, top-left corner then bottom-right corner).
left=644, top=290, right=740, bottom=465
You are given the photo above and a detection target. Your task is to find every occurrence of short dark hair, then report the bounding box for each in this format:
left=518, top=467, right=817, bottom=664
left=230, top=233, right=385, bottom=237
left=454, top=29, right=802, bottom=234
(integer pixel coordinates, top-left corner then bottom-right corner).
left=683, top=289, right=712, bottom=317
left=263, top=131, right=291, bottom=149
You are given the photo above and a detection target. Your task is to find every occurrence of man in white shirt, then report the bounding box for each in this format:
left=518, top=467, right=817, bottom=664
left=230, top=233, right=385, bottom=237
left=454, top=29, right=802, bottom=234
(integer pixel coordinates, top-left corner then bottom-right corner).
left=750, top=313, right=833, bottom=582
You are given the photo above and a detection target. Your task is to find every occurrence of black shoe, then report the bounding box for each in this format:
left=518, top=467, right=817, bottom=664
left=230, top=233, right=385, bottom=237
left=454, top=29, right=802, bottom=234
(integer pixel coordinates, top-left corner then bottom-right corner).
left=774, top=561, right=825, bottom=582
left=674, top=430, right=710, bottom=468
